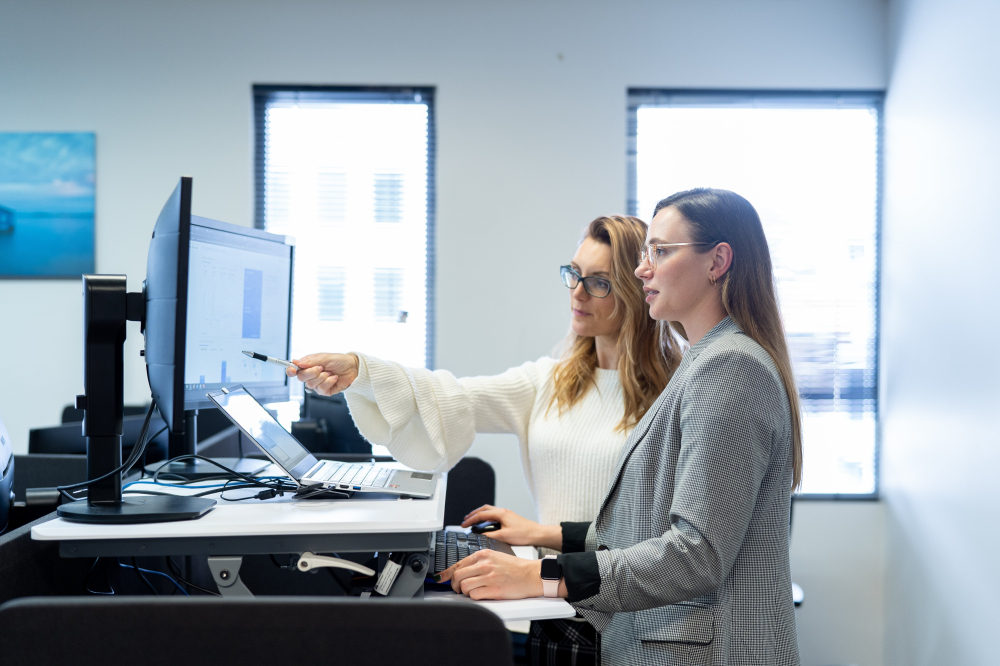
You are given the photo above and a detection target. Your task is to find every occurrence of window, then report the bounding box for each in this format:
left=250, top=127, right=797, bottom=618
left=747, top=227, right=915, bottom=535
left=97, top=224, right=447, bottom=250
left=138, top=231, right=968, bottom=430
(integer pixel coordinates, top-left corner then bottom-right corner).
left=254, top=86, right=435, bottom=375
left=317, top=267, right=346, bottom=321
left=373, top=268, right=404, bottom=321
left=374, top=174, right=404, bottom=224
left=629, top=90, right=881, bottom=497
left=317, top=171, right=347, bottom=227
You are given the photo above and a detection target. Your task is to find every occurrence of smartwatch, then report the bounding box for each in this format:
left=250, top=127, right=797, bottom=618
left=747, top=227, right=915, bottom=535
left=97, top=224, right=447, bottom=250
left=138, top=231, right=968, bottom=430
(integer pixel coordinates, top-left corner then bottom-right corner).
left=540, top=555, right=561, bottom=598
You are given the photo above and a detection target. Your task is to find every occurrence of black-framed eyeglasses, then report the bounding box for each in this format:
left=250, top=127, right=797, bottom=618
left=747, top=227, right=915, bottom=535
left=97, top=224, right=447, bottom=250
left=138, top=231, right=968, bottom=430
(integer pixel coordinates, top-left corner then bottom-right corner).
left=560, top=265, right=611, bottom=298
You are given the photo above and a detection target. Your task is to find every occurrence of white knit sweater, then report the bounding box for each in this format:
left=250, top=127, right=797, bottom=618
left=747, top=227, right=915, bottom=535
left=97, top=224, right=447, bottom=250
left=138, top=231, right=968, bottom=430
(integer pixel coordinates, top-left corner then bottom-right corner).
left=343, top=354, right=631, bottom=528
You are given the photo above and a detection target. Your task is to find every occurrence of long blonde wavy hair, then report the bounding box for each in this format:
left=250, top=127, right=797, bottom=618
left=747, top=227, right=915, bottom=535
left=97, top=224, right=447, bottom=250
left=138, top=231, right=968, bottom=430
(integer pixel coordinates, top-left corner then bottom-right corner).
left=548, top=215, right=683, bottom=432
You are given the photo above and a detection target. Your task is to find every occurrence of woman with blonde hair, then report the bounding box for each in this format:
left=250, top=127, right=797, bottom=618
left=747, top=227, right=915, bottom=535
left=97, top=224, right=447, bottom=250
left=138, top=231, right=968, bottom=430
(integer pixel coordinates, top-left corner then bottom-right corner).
left=289, top=215, right=682, bottom=664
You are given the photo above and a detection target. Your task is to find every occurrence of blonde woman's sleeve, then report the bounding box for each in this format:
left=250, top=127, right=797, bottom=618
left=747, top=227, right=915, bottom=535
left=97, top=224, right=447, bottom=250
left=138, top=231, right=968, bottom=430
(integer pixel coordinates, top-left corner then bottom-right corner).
left=343, top=354, right=548, bottom=473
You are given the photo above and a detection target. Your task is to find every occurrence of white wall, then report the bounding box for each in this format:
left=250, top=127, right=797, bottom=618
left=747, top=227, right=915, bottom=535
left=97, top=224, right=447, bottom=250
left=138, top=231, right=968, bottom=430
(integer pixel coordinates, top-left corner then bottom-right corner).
left=882, top=1, right=1000, bottom=664
left=0, top=1, right=888, bottom=662
left=791, top=501, right=885, bottom=666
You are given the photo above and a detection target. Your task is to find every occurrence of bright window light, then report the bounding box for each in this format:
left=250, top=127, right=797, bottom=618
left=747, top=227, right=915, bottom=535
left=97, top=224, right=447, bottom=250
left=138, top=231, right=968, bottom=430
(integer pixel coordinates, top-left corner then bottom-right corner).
left=257, top=92, right=433, bottom=378
left=631, top=93, right=881, bottom=496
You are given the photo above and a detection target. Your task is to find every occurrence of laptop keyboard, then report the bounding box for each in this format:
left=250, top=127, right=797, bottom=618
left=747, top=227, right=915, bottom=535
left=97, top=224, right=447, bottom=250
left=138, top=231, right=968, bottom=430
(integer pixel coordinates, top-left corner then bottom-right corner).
left=307, top=461, right=392, bottom=489
left=430, top=530, right=515, bottom=574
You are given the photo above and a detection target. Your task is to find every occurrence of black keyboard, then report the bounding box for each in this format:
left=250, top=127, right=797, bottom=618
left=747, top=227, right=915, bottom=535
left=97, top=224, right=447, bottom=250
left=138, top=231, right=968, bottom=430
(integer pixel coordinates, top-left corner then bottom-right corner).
left=430, top=529, right=516, bottom=574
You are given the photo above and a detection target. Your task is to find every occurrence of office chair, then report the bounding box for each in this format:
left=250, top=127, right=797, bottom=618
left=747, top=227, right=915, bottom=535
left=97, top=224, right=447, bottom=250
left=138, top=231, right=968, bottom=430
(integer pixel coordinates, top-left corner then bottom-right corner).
left=30, top=408, right=234, bottom=459
left=293, top=391, right=371, bottom=454
left=29, top=415, right=169, bottom=460
left=61, top=404, right=233, bottom=441
left=5, top=454, right=89, bottom=528
left=443, top=457, right=496, bottom=526
left=62, top=403, right=149, bottom=424
left=0, top=596, right=512, bottom=666
left=11, top=455, right=88, bottom=500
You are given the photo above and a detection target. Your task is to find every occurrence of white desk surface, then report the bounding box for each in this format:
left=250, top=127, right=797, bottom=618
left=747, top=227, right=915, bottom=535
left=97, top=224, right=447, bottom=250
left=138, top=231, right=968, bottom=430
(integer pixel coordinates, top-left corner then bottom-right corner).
left=425, top=591, right=576, bottom=623
left=32, top=466, right=446, bottom=542
left=426, top=544, right=576, bottom=624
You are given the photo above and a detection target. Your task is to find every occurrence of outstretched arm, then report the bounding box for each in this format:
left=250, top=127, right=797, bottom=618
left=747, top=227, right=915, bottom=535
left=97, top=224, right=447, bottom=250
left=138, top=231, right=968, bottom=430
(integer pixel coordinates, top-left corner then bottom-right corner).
left=290, top=353, right=545, bottom=472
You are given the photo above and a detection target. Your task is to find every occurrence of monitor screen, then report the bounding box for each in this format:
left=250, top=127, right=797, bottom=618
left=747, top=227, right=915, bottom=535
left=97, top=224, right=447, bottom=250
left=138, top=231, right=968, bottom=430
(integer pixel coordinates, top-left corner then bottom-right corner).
left=182, top=217, right=292, bottom=408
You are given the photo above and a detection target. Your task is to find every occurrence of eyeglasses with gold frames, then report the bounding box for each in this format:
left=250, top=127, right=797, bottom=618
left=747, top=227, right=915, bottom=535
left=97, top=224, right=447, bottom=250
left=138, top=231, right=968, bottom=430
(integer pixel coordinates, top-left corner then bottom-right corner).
left=638, top=242, right=714, bottom=270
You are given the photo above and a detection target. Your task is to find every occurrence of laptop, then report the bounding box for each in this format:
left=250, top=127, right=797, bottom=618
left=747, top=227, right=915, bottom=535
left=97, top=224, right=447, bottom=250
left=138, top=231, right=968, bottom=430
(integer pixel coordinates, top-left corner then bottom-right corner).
left=206, top=385, right=438, bottom=499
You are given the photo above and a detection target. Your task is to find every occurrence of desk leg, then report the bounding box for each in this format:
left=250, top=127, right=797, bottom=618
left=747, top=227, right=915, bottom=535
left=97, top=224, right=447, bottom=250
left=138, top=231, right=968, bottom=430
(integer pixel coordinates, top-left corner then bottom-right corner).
left=207, top=556, right=253, bottom=597
left=384, top=553, right=428, bottom=598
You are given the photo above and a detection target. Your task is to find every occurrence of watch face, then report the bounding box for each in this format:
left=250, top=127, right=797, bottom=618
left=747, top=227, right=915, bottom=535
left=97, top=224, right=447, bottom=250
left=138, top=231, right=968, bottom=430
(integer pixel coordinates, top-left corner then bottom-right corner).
left=540, top=558, right=561, bottom=580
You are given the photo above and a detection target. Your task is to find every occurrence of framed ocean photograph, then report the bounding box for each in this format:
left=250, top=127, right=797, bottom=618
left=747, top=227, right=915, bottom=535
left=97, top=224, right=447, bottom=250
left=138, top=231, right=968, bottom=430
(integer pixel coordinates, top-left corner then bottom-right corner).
left=0, top=132, right=95, bottom=278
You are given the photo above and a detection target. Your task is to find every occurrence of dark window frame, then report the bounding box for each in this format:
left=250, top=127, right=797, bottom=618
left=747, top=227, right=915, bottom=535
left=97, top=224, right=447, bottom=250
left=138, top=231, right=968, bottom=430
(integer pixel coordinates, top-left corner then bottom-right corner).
left=627, top=88, right=885, bottom=501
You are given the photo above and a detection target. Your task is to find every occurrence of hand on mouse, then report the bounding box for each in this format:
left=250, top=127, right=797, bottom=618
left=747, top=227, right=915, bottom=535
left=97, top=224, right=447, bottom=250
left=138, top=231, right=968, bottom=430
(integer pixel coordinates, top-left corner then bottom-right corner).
left=461, top=505, right=562, bottom=551
left=285, top=353, right=360, bottom=395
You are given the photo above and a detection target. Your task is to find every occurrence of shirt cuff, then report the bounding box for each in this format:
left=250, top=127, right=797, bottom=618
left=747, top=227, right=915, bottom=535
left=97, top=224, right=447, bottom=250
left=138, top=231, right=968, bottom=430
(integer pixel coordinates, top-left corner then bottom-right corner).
left=560, top=522, right=592, bottom=553
left=557, top=551, right=600, bottom=603
left=344, top=353, right=375, bottom=400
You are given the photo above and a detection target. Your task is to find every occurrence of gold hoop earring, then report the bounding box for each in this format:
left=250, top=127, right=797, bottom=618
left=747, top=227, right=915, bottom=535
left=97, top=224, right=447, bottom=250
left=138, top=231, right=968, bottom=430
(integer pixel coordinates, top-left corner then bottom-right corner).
left=709, top=274, right=717, bottom=286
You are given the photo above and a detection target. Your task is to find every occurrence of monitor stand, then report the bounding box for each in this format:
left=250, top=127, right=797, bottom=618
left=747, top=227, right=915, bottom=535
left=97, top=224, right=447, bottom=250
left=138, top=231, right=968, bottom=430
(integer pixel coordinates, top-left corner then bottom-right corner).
left=56, top=275, right=215, bottom=524
left=144, top=410, right=270, bottom=480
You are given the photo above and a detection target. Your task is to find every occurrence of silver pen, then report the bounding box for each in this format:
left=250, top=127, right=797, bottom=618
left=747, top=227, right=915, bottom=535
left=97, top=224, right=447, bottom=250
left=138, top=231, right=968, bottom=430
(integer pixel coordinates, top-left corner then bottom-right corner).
left=242, top=350, right=300, bottom=372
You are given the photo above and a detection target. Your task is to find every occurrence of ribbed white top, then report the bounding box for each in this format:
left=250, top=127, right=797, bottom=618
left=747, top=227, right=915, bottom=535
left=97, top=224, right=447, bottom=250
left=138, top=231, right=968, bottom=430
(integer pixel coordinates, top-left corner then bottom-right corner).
left=344, top=354, right=631, bottom=528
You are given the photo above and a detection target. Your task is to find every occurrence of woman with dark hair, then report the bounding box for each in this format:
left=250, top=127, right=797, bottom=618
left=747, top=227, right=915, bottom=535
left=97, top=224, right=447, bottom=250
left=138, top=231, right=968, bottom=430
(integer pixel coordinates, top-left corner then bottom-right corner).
left=439, top=188, right=802, bottom=666
left=289, top=215, right=683, bottom=665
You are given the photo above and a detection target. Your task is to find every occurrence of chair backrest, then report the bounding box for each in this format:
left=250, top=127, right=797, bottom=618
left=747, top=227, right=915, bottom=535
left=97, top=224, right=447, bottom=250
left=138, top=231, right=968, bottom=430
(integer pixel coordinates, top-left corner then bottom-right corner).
left=10, top=454, right=87, bottom=503
left=444, top=457, right=496, bottom=526
left=29, top=415, right=170, bottom=456
left=296, top=392, right=371, bottom=454
left=62, top=403, right=150, bottom=424
left=28, top=422, right=86, bottom=454
left=0, top=596, right=512, bottom=666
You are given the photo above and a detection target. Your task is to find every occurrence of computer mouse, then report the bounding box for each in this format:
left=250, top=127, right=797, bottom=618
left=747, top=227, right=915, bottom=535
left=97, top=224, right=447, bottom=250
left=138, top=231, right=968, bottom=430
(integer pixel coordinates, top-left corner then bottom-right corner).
left=470, top=520, right=501, bottom=534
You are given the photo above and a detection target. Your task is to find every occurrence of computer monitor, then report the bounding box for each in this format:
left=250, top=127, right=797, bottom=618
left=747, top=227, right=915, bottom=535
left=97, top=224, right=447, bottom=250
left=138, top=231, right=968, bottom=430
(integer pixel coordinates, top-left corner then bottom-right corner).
left=146, top=177, right=293, bottom=477
left=147, top=178, right=293, bottom=427
left=57, top=176, right=293, bottom=523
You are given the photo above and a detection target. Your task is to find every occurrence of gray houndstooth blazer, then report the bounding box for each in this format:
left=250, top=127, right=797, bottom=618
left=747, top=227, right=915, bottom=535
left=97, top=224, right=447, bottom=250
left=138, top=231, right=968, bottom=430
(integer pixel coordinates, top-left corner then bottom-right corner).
left=565, top=317, right=799, bottom=665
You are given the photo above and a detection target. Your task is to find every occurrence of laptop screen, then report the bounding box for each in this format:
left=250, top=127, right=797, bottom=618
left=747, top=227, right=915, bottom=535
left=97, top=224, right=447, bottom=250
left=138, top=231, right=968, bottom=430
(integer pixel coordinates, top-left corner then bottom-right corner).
left=209, top=386, right=313, bottom=474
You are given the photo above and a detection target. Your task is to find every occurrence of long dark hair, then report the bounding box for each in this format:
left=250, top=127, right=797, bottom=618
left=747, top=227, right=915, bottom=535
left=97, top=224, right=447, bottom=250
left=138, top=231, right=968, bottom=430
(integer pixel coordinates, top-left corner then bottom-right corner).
left=654, top=188, right=803, bottom=489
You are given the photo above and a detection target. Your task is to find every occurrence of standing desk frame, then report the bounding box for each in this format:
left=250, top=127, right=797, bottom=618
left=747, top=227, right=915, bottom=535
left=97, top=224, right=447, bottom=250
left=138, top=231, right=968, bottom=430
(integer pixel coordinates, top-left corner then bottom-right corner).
left=31, top=473, right=448, bottom=596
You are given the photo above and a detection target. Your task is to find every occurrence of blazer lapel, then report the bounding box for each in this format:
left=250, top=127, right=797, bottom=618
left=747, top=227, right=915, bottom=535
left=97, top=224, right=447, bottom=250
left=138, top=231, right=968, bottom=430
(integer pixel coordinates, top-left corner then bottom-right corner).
left=592, top=320, right=739, bottom=520
left=595, top=388, right=670, bottom=517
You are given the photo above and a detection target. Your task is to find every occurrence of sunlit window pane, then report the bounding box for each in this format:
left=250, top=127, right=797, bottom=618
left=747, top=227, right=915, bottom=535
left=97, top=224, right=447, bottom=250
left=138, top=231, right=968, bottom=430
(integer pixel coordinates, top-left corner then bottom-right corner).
left=317, top=171, right=347, bottom=227
left=630, top=93, right=881, bottom=496
left=374, top=174, right=404, bottom=224
left=257, top=90, right=432, bottom=375
left=373, top=268, right=404, bottom=321
left=317, top=267, right=346, bottom=321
